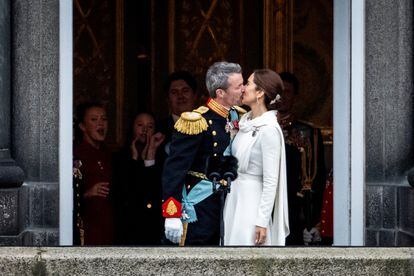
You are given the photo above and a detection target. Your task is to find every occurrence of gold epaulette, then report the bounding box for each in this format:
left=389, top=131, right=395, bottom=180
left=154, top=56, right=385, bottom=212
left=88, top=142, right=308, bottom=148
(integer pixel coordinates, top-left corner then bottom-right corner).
left=193, top=106, right=209, bottom=114
left=233, top=105, right=247, bottom=115
left=174, top=106, right=209, bottom=135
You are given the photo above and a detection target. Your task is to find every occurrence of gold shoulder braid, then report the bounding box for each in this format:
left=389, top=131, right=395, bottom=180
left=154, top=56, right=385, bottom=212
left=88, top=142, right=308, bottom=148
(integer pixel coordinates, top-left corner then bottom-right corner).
left=193, top=106, right=209, bottom=114
left=174, top=106, right=209, bottom=135
left=233, top=105, right=247, bottom=115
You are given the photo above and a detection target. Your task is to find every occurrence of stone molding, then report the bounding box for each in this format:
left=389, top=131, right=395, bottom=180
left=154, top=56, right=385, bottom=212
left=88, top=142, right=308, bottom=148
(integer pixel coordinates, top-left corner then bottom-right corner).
left=0, top=247, right=413, bottom=275
left=0, top=160, right=25, bottom=188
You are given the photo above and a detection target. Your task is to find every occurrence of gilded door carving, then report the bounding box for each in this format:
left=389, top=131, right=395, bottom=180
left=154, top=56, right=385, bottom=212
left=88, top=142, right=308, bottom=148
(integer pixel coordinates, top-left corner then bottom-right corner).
left=265, top=0, right=333, bottom=134
left=73, top=0, right=124, bottom=147
left=167, top=0, right=253, bottom=100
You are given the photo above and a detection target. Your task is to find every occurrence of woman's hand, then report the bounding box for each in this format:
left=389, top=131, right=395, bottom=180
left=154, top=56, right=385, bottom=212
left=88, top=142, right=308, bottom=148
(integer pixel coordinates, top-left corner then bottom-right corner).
left=152, top=132, right=165, bottom=149
left=140, top=132, right=151, bottom=161
left=130, top=136, right=139, bottom=160
left=255, top=226, right=267, bottom=245
left=84, top=182, right=110, bottom=198
left=146, top=132, right=165, bottom=160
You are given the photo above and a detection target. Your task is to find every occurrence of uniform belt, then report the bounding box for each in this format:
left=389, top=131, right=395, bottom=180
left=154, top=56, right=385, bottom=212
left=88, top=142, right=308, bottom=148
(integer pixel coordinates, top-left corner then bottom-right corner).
left=187, top=171, right=227, bottom=186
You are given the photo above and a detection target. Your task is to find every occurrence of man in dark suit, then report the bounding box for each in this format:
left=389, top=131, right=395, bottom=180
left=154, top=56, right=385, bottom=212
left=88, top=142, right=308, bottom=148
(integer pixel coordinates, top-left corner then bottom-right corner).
left=157, top=71, right=198, bottom=156
left=162, top=62, right=245, bottom=245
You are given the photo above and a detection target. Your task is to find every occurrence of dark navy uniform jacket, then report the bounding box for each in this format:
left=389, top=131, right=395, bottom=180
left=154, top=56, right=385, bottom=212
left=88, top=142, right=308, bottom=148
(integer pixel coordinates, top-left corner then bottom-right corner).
left=162, top=102, right=235, bottom=245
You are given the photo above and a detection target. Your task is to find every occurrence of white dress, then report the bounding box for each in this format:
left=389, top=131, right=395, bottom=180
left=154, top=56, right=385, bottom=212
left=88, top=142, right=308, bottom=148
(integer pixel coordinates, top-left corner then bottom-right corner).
left=223, top=110, right=289, bottom=246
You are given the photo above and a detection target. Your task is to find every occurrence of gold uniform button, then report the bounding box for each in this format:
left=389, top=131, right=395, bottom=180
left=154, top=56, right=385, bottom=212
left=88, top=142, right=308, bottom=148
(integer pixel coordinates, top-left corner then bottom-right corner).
left=212, top=130, right=217, bottom=136
left=213, top=142, right=218, bottom=147
left=147, top=203, right=152, bottom=209
left=209, top=120, right=213, bottom=125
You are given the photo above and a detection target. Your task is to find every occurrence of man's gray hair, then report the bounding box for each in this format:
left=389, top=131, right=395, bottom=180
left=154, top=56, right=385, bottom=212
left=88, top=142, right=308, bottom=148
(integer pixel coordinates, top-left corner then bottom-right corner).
left=206, top=61, right=242, bottom=98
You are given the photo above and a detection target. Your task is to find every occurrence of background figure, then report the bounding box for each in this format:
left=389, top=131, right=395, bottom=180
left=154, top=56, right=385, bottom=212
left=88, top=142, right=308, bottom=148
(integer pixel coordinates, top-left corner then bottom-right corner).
left=157, top=71, right=198, bottom=156
left=224, top=69, right=289, bottom=246
left=162, top=61, right=245, bottom=245
left=319, top=169, right=333, bottom=245
left=113, top=112, right=165, bottom=245
left=73, top=102, right=115, bottom=245
left=278, top=72, right=326, bottom=246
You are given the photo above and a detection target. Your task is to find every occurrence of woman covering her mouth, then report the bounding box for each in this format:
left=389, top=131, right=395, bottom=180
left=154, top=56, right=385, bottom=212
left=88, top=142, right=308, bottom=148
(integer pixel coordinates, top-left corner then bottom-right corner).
left=112, top=112, right=166, bottom=245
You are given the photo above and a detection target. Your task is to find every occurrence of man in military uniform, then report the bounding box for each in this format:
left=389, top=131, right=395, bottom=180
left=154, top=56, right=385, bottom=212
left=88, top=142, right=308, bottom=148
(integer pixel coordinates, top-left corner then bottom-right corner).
left=162, top=61, right=245, bottom=245
left=278, top=72, right=326, bottom=245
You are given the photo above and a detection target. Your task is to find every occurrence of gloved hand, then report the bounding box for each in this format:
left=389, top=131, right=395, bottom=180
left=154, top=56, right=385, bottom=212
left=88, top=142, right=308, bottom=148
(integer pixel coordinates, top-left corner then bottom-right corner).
left=303, top=227, right=321, bottom=245
left=165, top=218, right=183, bottom=244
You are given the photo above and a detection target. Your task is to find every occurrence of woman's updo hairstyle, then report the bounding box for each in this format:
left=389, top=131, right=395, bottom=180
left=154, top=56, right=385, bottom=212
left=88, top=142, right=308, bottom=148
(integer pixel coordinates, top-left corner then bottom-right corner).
left=253, top=69, right=284, bottom=110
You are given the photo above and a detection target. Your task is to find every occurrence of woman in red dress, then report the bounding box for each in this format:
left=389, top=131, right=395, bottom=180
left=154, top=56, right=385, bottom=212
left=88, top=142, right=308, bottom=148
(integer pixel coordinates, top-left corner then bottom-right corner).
left=73, top=102, right=115, bottom=245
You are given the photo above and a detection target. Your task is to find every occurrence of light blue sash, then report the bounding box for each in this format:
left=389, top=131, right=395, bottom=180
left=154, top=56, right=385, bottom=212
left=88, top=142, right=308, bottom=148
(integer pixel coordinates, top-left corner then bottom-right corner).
left=182, top=109, right=239, bottom=223
left=181, top=180, right=215, bottom=223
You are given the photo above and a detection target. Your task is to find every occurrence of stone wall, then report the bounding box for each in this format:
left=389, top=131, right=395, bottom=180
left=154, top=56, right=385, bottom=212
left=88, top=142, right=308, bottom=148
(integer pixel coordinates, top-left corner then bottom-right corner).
left=0, top=0, right=60, bottom=245
left=0, top=0, right=24, bottom=246
left=365, top=0, right=414, bottom=245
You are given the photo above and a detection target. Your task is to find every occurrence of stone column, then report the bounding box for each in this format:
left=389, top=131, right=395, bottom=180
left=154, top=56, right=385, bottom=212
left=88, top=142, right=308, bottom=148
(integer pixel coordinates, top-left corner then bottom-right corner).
left=6, top=0, right=60, bottom=246
left=0, top=0, right=24, bottom=245
left=365, top=0, right=414, bottom=246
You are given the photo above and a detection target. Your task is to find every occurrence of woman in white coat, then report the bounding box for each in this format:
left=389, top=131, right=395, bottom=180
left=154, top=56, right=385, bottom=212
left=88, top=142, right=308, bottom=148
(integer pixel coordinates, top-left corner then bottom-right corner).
left=223, top=69, right=289, bottom=246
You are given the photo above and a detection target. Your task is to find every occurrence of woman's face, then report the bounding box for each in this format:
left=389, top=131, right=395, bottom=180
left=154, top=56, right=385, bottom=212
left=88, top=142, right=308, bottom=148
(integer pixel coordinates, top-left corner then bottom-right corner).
left=80, top=107, right=108, bottom=146
left=241, top=73, right=262, bottom=107
left=133, top=113, right=155, bottom=144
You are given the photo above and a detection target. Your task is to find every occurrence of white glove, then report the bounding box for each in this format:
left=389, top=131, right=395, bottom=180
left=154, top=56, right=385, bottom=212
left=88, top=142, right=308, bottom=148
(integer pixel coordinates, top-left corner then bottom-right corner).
left=303, top=227, right=321, bottom=245
left=164, top=218, right=183, bottom=244
left=312, top=227, right=322, bottom=243
left=303, top=228, right=313, bottom=245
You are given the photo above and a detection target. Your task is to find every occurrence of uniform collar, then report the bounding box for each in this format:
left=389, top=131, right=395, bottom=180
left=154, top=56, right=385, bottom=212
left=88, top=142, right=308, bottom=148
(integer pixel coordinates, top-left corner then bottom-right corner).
left=207, top=98, right=229, bottom=118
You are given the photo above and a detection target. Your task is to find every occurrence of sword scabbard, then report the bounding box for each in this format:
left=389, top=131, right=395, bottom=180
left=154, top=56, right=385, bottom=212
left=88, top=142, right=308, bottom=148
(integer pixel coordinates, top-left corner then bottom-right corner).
left=179, top=222, right=189, bottom=246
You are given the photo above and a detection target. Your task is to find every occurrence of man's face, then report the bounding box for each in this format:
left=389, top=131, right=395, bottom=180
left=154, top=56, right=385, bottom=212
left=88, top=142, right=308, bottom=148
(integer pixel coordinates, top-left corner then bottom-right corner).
left=220, top=73, right=244, bottom=108
left=278, top=81, right=296, bottom=113
left=168, top=79, right=196, bottom=116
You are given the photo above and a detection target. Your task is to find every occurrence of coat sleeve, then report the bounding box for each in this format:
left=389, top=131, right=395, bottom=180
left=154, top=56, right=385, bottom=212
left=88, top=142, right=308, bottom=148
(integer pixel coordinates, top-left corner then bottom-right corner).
left=255, top=126, right=282, bottom=228
left=162, top=129, right=204, bottom=202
